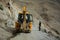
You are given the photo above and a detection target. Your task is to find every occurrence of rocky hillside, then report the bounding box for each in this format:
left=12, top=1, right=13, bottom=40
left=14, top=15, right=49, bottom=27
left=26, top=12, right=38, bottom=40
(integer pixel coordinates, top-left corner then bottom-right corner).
left=11, top=0, right=60, bottom=37
left=0, top=0, right=17, bottom=40
left=0, top=0, right=60, bottom=40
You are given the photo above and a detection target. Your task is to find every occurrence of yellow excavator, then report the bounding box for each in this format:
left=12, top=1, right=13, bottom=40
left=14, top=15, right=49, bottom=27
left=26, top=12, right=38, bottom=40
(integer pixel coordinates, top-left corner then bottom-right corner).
left=15, top=6, right=33, bottom=33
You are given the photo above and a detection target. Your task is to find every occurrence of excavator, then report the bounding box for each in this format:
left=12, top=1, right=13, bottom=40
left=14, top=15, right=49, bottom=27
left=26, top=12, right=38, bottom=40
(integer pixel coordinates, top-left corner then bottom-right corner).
left=15, top=6, right=33, bottom=33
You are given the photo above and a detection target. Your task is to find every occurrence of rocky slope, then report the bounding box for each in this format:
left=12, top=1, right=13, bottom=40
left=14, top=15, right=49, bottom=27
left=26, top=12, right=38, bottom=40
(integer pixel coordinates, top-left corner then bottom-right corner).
left=0, top=0, right=60, bottom=40
left=12, top=0, right=60, bottom=37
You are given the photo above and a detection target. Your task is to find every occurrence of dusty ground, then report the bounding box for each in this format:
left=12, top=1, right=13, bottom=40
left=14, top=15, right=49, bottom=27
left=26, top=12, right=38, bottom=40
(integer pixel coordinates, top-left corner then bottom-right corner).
left=10, top=26, right=58, bottom=40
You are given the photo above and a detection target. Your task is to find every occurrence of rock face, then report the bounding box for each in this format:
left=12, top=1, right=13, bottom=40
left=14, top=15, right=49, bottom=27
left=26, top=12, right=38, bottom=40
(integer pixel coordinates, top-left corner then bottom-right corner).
left=0, top=0, right=17, bottom=40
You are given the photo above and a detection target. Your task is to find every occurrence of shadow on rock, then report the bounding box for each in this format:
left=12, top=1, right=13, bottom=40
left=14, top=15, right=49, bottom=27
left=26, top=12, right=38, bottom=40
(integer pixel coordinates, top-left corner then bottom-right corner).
left=7, top=30, right=21, bottom=40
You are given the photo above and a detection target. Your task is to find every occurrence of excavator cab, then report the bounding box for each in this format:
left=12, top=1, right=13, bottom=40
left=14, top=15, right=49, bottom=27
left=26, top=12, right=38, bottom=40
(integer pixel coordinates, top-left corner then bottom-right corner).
left=15, top=6, right=33, bottom=33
